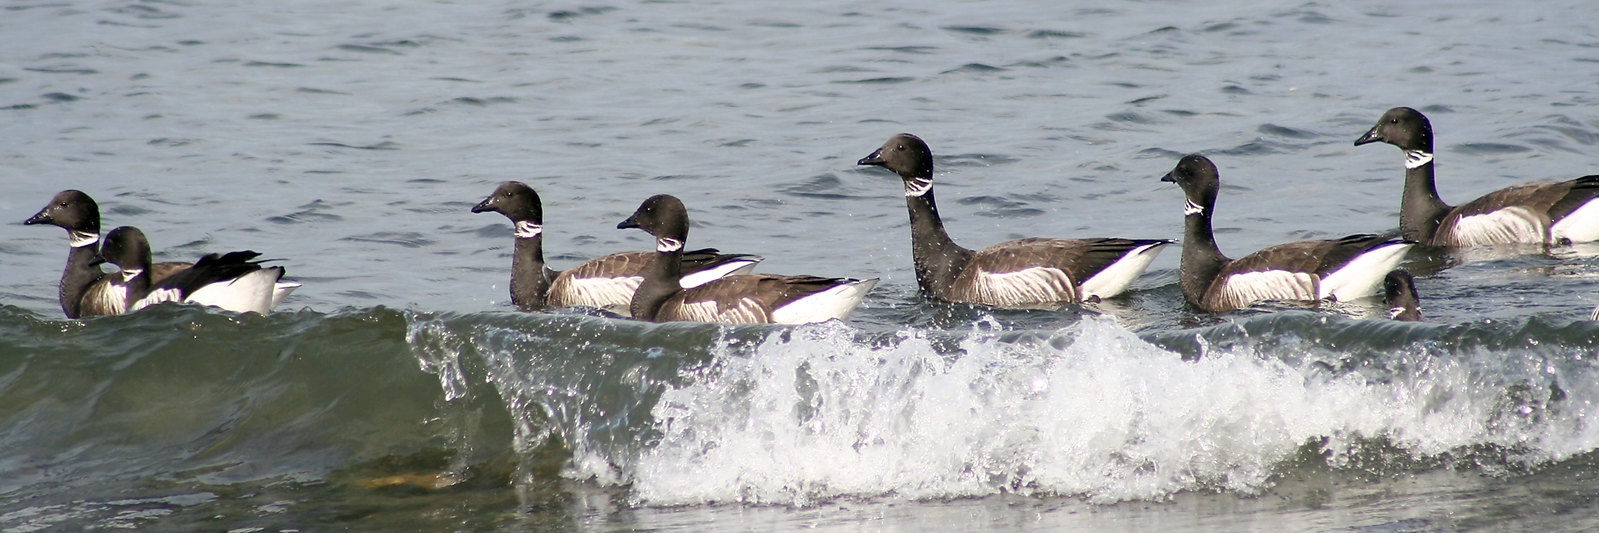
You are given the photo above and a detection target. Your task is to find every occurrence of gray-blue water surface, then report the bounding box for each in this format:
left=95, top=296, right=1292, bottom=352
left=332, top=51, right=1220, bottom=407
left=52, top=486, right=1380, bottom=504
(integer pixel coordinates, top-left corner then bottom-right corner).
left=5, top=0, right=1599, bottom=530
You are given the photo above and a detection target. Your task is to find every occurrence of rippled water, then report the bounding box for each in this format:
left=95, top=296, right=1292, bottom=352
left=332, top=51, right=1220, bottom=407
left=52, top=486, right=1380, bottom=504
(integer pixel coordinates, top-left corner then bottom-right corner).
left=5, top=0, right=1599, bottom=530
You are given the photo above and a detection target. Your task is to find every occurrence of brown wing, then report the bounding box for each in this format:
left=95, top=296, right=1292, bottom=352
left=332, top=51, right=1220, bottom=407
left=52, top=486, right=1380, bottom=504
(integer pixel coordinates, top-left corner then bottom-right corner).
left=547, top=252, right=649, bottom=310
left=1306, top=234, right=1408, bottom=277
left=1454, top=181, right=1569, bottom=215
left=658, top=275, right=776, bottom=324
left=948, top=238, right=1134, bottom=306
left=1436, top=177, right=1599, bottom=245
left=557, top=249, right=737, bottom=280
left=150, top=261, right=195, bottom=284
left=561, top=251, right=651, bottom=279
left=1435, top=182, right=1568, bottom=245
left=657, top=274, right=860, bottom=324
left=546, top=249, right=754, bottom=311
left=1205, top=235, right=1408, bottom=311
left=1548, top=176, right=1599, bottom=222
left=678, top=248, right=759, bottom=276
left=1218, top=240, right=1330, bottom=277
left=1199, top=241, right=1327, bottom=312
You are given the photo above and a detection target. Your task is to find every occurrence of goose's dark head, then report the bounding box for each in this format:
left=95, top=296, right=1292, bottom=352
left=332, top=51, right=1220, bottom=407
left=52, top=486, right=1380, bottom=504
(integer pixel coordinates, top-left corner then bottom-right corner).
left=1160, top=154, right=1220, bottom=215
left=1383, top=269, right=1422, bottom=321
left=1355, top=106, right=1433, bottom=152
left=100, top=226, right=153, bottom=272
left=25, top=189, right=100, bottom=233
left=858, top=133, right=935, bottom=195
left=472, top=181, right=543, bottom=224
left=618, top=194, right=690, bottom=249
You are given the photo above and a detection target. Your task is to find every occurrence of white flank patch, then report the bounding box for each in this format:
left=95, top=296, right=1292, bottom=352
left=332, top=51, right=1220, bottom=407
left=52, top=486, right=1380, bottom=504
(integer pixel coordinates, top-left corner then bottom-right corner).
left=1213, top=270, right=1318, bottom=310
left=968, top=266, right=1075, bottom=307
left=1404, top=150, right=1434, bottom=170
left=514, top=221, right=543, bottom=239
left=131, top=287, right=185, bottom=311
left=70, top=230, right=99, bottom=248
left=771, top=278, right=879, bottom=325
left=120, top=268, right=144, bottom=282
left=1446, top=206, right=1546, bottom=246
left=679, top=258, right=760, bottom=289
left=558, top=275, right=643, bottom=314
left=904, top=178, right=932, bottom=197
left=677, top=296, right=767, bottom=324
left=1550, top=198, right=1599, bottom=244
left=1078, top=242, right=1170, bottom=300
left=1184, top=200, right=1204, bottom=216
left=1318, top=243, right=1413, bottom=301
left=182, top=268, right=280, bottom=314
left=657, top=237, right=684, bottom=253
left=85, top=283, right=130, bottom=315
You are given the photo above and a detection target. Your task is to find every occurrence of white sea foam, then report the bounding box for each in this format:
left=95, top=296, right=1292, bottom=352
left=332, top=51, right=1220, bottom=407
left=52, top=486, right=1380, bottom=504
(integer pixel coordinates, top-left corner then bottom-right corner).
left=612, top=317, right=1599, bottom=506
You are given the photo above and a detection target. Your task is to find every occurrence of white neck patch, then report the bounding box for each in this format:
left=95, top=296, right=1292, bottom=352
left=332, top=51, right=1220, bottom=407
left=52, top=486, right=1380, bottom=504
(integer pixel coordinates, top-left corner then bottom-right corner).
left=1184, top=199, right=1205, bottom=216
left=514, top=221, right=543, bottom=239
left=656, top=237, right=683, bottom=253
left=1389, top=306, right=1410, bottom=319
left=1405, top=150, right=1433, bottom=170
left=70, top=230, right=99, bottom=248
left=904, top=178, right=932, bottom=197
left=121, top=268, right=144, bottom=282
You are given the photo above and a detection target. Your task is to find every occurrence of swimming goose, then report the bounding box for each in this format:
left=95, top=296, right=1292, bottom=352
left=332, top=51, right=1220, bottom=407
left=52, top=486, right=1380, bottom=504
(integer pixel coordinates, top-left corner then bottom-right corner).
left=24, top=190, right=299, bottom=317
left=1355, top=106, right=1599, bottom=246
left=856, top=133, right=1171, bottom=307
left=1162, top=154, right=1414, bottom=313
left=1382, top=269, right=1422, bottom=321
left=472, top=181, right=761, bottom=314
left=100, top=226, right=285, bottom=314
left=617, top=194, right=877, bottom=324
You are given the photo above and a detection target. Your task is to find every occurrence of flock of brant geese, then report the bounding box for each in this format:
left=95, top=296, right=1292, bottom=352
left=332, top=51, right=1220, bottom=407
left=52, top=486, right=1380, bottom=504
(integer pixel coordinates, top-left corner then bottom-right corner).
left=25, top=107, right=1599, bottom=324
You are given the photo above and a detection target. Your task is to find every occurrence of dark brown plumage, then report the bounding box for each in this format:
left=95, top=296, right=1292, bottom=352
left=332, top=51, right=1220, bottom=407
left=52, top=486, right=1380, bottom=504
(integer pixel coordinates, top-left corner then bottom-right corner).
left=99, top=226, right=284, bottom=314
left=473, top=181, right=761, bottom=314
left=1163, top=154, right=1414, bottom=313
left=617, top=194, right=877, bottom=324
left=856, top=133, right=1171, bottom=307
left=1355, top=106, right=1599, bottom=247
left=24, top=190, right=223, bottom=317
left=1383, top=270, right=1422, bottom=321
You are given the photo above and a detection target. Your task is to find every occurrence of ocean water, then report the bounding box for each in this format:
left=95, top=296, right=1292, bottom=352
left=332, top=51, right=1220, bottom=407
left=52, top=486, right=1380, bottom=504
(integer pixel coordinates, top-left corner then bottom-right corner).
left=4, top=0, right=1599, bottom=530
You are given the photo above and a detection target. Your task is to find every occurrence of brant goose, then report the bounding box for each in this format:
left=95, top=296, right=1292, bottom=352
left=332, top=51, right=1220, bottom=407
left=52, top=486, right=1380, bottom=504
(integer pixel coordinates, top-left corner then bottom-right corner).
left=1162, top=154, right=1414, bottom=313
left=1355, top=107, right=1599, bottom=246
left=856, top=133, right=1171, bottom=307
left=1382, top=270, right=1422, bottom=321
left=99, top=226, right=285, bottom=314
left=617, top=194, right=878, bottom=324
left=24, top=190, right=299, bottom=317
left=472, top=181, right=761, bottom=314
